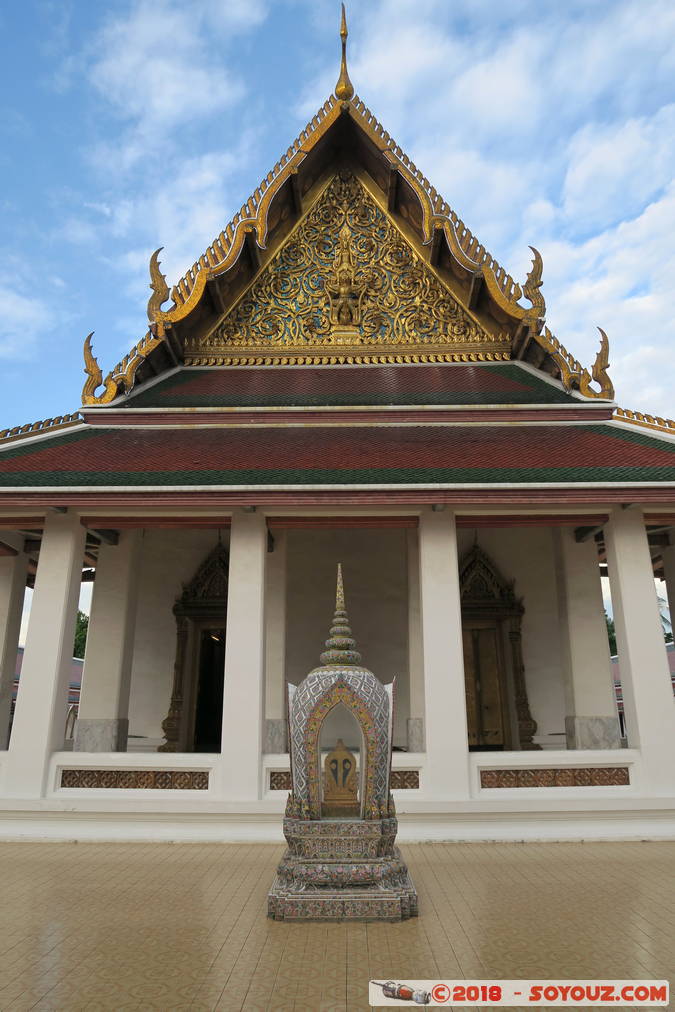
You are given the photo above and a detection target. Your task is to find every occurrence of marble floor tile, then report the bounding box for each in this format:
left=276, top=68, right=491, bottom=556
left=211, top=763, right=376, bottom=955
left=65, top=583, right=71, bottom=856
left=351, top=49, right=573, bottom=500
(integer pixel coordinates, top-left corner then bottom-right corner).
left=0, top=839, right=672, bottom=1010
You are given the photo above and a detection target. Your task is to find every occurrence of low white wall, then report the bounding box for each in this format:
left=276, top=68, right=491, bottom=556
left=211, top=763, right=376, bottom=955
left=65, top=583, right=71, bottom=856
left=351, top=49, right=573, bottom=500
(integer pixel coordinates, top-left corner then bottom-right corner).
left=0, top=748, right=668, bottom=843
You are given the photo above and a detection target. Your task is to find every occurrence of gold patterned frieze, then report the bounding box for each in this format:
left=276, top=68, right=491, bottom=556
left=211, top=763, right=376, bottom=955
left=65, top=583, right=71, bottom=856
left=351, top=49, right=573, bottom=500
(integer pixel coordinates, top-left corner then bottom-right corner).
left=186, top=172, right=510, bottom=364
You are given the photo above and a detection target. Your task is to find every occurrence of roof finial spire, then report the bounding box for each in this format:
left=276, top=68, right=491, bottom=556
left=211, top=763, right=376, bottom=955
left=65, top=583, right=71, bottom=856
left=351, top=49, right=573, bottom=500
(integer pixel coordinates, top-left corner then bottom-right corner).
left=335, top=3, right=354, bottom=103
left=320, top=563, right=362, bottom=666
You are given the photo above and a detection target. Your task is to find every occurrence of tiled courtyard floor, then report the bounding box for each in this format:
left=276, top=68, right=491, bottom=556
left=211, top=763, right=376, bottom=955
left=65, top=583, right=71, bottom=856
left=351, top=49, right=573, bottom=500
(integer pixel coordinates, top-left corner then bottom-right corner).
left=0, top=840, right=672, bottom=1011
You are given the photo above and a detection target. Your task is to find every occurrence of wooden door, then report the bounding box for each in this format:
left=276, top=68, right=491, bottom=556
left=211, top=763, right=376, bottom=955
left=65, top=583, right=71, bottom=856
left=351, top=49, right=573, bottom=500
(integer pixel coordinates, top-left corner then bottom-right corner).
left=462, top=621, right=508, bottom=749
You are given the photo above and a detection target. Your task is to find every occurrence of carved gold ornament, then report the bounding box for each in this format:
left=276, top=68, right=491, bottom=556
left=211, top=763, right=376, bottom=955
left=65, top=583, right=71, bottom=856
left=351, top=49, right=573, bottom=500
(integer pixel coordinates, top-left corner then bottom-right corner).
left=187, top=172, right=508, bottom=364
left=522, top=248, right=614, bottom=400
left=0, top=411, right=81, bottom=444
left=167, top=94, right=525, bottom=325
left=81, top=245, right=170, bottom=405
left=147, top=247, right=171, bottom=335
left=81, top=328, right=165, bottom=406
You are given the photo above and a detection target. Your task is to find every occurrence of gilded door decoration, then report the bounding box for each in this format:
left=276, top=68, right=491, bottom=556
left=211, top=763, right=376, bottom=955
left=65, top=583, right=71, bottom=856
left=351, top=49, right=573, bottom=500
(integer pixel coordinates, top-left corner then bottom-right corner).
left=187, top=172, right=508, bottom=362
left=160, top=541, right=229, bottom=753
left=459, top=544, right=540, bottom=750
left=303, top=680, right=379, bottom=821
left=322, top=738, right=359, bottom=816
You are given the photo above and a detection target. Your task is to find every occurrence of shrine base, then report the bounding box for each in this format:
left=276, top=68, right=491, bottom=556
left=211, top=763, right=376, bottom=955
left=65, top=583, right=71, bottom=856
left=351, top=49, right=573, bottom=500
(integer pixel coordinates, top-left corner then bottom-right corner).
left=267, top=816, right=418, bottom=921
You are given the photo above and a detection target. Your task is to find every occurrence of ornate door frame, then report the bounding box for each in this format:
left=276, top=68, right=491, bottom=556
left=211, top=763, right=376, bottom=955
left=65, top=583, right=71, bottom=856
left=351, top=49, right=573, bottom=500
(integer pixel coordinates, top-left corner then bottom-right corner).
left=459, top=544, right=540, bottom=750
left=159, top=542, right=229, bottom=752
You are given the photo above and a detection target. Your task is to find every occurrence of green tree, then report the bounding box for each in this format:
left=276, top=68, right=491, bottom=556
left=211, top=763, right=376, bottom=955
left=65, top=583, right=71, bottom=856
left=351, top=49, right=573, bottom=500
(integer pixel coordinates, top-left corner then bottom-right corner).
left=73, top=610, right=89, bottom=659
left=605, top=611, right=617, bottom=656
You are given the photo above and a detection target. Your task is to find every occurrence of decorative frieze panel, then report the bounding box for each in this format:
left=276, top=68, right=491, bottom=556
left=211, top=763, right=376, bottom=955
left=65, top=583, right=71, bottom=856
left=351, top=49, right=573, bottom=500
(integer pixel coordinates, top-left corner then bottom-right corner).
left=270, top=771, right=292, bottom=790
left=390, top=770, right=420, bottom=790
left=60, top=769, right=209, bottom=790
left=270, top=769, right=420, bottom=790
left=480, top=767, right=630, bottom=789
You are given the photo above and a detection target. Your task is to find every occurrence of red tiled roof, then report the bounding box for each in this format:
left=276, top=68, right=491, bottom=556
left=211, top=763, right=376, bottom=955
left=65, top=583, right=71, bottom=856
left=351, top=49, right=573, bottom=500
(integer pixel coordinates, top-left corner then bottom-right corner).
left=1, top=421, right=675, bottom=487
left=126, top=362, right=579, bottom=408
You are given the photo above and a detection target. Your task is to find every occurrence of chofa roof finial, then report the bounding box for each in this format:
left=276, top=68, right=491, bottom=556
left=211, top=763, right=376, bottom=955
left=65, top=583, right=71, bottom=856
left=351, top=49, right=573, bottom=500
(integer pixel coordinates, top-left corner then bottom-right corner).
left=335, top=4, right=354, bottom=103
left=320, top=563, right=362, bottom=666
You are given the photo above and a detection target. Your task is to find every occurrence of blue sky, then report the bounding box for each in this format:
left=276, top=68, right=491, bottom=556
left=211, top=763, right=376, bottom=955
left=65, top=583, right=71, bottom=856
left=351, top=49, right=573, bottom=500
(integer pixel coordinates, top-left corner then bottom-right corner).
left=2, top=0, right=675, bottom=430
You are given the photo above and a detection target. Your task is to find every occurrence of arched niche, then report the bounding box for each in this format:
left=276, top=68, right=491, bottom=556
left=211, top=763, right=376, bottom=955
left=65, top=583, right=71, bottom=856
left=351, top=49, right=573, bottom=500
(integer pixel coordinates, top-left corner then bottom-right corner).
left=159, top=541, right=229, bottom=753
left=459, top=543, right=539, bottom=750
left=319, top=703, right=363, bottom=817
left=306, top=681, right=377, bottom=819
left=288, top=668, right=393, bottom=821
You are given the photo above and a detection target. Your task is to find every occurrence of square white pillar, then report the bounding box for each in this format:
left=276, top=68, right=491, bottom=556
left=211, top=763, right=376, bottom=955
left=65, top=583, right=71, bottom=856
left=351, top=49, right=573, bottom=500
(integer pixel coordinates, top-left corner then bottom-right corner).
left=554, top=528, right=621, bottom=749
left=419, top=509, right=471, bottom=799
left=406, top=527, right=425, bottom=752
left=74, top=530, right=141, bottom=752
left=605, top=507, right=675, bottom=794
left=2, top=511, right=85, bottom=798
left=0, top=537, right=28, bottom=749
left=660, top=540, right=675, bottom=643
left=220, top=510, right=266, bottom=799
left=264, top=528, right=287, bottom=753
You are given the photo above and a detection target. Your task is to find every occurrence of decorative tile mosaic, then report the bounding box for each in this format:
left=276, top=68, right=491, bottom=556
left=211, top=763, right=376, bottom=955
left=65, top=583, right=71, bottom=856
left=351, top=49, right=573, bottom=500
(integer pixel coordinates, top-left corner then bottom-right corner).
left=288, top=667, right=391, bottom=809
left=390, top=770, right=420, bottom=789
left=480, top=767, right=630, bottom=789
left=60, top=769, right=209, bottom=790
left=269, top=771, right=292, bottom=790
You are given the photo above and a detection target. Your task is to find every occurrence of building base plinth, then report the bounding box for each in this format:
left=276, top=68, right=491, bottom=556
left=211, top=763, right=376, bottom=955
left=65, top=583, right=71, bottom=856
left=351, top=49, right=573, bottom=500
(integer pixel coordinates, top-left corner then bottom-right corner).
left=267, top=816, right=418, bottom=921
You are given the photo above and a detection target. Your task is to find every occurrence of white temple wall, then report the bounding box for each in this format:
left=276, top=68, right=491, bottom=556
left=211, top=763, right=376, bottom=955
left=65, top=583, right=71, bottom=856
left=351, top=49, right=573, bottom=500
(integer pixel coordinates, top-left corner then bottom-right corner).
left=127, top=529, right=228, bottom=746
left=457, top=527, right=567, bottom=749
left=285, top=529, right=409, bottom=747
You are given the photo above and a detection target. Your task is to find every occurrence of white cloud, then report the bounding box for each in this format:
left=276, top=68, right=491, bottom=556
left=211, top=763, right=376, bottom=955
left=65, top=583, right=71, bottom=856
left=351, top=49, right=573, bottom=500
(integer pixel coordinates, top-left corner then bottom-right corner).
left=563, top=105, right=675, bottom=234
left=522, top=181, right=675, bottom=417
left=88, top=0, right=267, bottom=169
left=0, top=276, right=52, bottom=361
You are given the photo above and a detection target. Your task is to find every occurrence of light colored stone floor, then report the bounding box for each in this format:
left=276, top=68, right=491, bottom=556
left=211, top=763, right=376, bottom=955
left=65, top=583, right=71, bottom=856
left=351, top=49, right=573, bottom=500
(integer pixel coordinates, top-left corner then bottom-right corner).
left=0, top=841, right=672, bottom=1011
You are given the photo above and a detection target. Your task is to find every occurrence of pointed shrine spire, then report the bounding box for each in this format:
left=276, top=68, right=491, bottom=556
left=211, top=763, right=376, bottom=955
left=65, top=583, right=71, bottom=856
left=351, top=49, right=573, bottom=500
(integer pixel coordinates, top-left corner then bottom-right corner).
left=335, top=3, right=354, bottom=102
left=320, top=563, right=362, bottom=666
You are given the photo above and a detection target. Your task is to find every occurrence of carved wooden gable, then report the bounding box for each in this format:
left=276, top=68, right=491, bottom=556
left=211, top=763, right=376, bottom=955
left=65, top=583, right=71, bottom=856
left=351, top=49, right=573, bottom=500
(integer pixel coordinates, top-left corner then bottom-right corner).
left=186, top=172, right=508, bottom=366
left=175, top=541, right=229, bottom=614
left=460, top=544, right=519, bottom=611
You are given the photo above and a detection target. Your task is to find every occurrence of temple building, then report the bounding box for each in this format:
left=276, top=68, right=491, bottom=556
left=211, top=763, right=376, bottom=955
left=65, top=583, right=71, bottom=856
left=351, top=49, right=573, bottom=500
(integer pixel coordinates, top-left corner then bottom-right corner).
left=1, top=14, right=675, bottom=842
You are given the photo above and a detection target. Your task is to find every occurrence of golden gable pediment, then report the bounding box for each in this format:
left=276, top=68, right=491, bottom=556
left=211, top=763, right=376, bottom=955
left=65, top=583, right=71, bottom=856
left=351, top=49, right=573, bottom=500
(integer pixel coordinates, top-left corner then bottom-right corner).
left=185, top=172, right=510, bottom=366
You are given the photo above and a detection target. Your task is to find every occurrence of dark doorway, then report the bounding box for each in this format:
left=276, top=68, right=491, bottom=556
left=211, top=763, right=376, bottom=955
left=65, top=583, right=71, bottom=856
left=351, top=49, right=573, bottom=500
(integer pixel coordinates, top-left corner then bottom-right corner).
left=193, top=628, right=225, bottom=752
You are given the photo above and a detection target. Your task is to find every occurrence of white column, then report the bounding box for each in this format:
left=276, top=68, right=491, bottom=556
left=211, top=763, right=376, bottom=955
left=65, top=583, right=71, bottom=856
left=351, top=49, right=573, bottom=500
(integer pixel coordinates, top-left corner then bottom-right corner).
left=605, top=507, right=675, bottom=794
left=419, top=509, right=470, bottom=798
left=0, top=536, right=28, bottom=749
left=264, top=529, right=287, bottom=753
left=220, top=511, right=266, bottom=799
left=554, top=528, right=621, bottom=749
left=660, top=540, right=675, bottom=642
left=74, top=531, right=141, bottom=752
left=406, top=527, right=425, bottom=752
left=2, top=511, right=85, bottom=797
